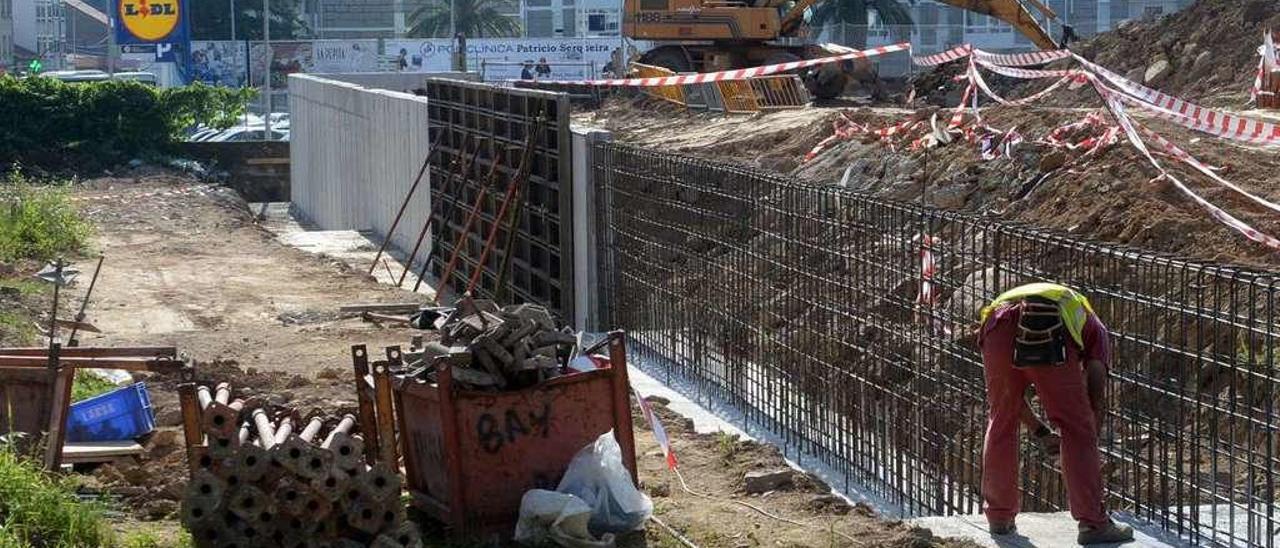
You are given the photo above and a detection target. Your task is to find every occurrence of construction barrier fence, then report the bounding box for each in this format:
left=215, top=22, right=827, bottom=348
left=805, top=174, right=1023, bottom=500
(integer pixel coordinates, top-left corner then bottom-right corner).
left=593, top=142, right=1280, bottom=548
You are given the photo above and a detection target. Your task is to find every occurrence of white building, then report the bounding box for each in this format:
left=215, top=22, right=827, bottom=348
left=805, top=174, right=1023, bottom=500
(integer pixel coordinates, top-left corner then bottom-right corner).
left=1, top=0, right=13, bottom=71
left=851, top=0, right=1194, bottom=55
left=13, top=0, right=65, bottom=69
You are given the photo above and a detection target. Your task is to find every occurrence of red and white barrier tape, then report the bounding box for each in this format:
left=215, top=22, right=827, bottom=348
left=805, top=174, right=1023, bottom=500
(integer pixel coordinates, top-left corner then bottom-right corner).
left=975, top=59, right=1078, bottom=80
left=915, top=234, right=937, bottom=318
left=948, top=59, right=979, bottom=128
left=910, top=45, right=1072, bottom=68
left=972, top=63, right=1080, bottom=106
left=1253, top=54, right=1266, bottom=103
left=1092, top=77, right=1280, bottom=250
left=1091, top=81, right=1280, bottom=215
left=802, top=114, right=922, bottom=161
left=1038, top=114, right=1120, bottom=157
left=973, top=48, right=1073, bottom=67
left=1253, top=32, right=1278, bottom=102
left=547, top=43, right=911, bottom=87
left=913, top=44, right=973, bottom=67
left=634, top=387, right=678, bottom=470
left=1078, top=53, right=1280, bottom=146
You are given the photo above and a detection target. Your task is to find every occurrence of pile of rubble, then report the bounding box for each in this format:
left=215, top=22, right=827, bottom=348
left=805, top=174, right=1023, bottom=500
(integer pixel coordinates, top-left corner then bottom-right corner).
left=406, top=298, right=580, bottom=390
left=179, top=383, right=420, bottom=548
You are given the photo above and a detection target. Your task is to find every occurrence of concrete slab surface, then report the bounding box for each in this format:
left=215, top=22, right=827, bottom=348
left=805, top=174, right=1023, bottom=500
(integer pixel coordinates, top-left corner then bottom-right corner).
left=252, top=202, right=435, bottom=296
left=912, top=512, right=1186, bottom=548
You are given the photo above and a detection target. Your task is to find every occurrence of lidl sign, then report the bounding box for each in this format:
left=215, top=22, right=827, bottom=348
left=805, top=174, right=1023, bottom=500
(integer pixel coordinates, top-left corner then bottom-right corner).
left=114, top=0, right=188, bottom=44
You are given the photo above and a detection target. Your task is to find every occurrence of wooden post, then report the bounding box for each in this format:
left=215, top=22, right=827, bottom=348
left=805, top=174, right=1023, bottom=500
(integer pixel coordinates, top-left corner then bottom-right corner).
left=42, top=361, right=74, bottom=470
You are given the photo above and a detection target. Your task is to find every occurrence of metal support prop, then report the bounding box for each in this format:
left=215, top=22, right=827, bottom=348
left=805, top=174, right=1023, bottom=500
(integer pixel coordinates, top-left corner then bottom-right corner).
left=428, top=145, right=510, bottom=298
left=350, top=345, right=380, bottom=465
left=68, top=255, right=104, bottom=347
left=397, top=136, right=482, bottom=287
left=368, top=126, right=448, bottom=276
left=178, top=383, right=205, bottom=478
left=464, top=118, right=544, bottom=297
left=372, top=353, right=399, bottom=466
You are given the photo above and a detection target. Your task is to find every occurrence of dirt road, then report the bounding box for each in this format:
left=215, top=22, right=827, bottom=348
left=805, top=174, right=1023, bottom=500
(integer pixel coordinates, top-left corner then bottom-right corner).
left=71, top=170, right=970, bottom=547
left=76, top=172, right=421, bottom=396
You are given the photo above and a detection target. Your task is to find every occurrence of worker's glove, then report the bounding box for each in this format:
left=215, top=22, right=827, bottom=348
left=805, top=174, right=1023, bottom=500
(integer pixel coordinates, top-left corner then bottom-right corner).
left=1033, top=425, right=1061, bottom=457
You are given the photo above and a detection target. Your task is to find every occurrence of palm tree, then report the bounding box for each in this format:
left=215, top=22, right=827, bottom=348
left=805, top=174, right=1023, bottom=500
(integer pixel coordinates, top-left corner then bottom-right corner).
left=407, top=0, right=522, bottom=38
left=809, top=0, right=914, bottom=50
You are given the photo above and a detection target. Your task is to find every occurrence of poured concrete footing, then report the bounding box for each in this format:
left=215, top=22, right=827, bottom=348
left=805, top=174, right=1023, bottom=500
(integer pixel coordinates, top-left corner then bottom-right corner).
left=911, top=512, right=1184, bottom=547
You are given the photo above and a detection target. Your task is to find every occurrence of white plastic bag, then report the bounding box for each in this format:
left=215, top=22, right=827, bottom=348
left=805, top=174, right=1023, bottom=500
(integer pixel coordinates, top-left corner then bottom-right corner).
left=556, top=431, right=653, bottom=536
left=513, top=490, right=615, bottom=548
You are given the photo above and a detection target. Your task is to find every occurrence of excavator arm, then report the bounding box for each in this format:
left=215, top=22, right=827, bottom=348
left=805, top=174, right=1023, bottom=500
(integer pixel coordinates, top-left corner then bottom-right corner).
left=936, top=0, right=1059, bottom=49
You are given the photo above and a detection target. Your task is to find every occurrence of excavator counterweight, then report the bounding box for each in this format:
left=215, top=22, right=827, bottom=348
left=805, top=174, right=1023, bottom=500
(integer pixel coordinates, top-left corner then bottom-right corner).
left=623, top=0, right=1059, bottom=99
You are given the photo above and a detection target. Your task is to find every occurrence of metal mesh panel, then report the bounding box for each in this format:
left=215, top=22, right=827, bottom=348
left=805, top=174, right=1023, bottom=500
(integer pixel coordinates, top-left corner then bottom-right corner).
left=425, top=78, right=574, bottom=320
left=594, top=142, right=1280, bottom=547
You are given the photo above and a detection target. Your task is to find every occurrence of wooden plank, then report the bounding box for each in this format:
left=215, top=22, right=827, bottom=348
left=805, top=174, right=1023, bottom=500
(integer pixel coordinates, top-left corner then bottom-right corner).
left=44, top=366, right=74, bottom=470
left=61, top=441, right=145, bottom=464
left=245, top=157, right=290, bottom=166
left=0, top=356, right=184, bottom=371
left=339, top=303, right=421, bottom=316
left=0, top=346, right=177, bottom=358
left=361, top=312, right=412, bottom=324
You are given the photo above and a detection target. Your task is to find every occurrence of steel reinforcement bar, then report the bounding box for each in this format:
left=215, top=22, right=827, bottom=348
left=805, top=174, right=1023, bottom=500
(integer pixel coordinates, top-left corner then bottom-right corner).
left=594, top=142, right=1280, bottom=548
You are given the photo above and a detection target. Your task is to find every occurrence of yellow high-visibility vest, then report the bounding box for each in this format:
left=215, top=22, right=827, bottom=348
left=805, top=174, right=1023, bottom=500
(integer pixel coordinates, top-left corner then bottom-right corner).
left=979, top=282, right=1095, bottom=347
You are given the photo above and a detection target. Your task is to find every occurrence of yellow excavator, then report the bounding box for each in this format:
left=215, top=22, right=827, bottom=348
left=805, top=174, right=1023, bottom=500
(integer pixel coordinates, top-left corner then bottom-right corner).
left=623, top=0, right=1060, bottom=99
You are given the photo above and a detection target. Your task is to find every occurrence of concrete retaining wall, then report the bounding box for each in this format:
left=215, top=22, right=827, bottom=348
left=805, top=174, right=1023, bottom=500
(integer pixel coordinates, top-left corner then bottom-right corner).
left=314, top=72, right=476, bottom=94
left=289, top=73, right=441, bottom=272
left=180, top=141, right=290, bottom=202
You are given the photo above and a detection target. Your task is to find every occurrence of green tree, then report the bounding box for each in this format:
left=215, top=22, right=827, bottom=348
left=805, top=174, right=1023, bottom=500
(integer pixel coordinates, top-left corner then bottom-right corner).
left=407, top=0, right=521, bottom=39
left=190, top=0, right=311, bottom=41
left=809, top=0, right=914, bottom=49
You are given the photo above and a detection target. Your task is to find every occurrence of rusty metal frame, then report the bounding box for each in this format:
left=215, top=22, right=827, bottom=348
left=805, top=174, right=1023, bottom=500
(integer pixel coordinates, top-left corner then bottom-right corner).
left=423, top=79, right=575, bottom=320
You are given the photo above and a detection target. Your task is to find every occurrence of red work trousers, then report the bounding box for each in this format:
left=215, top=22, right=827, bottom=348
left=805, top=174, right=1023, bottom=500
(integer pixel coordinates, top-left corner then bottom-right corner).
left=979, top=314, right=1108, bottom=528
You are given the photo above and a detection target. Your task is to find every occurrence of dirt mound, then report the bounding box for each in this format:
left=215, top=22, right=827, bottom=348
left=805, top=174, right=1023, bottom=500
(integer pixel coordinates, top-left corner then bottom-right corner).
left=908, top=0, right=1280, bottom=108
left=581, top=99, right=1280, bottom=267
left=1071, top=0, right=1279, bottom=105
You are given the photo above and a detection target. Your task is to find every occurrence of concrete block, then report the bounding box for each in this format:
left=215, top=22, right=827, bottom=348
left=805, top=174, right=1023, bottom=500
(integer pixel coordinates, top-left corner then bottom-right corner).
left=744, top=469, right=794, bottom=494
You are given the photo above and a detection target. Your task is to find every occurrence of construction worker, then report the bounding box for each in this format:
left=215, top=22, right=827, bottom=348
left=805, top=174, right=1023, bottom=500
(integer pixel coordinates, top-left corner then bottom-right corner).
left=977, top=283, right=1135, bottom=545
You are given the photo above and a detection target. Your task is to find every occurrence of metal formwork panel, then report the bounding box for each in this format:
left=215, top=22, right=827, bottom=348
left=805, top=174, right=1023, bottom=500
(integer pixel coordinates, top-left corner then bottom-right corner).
left=682, top=84, right=709, bottom=111
left=424, top=78, right=574, bottom=321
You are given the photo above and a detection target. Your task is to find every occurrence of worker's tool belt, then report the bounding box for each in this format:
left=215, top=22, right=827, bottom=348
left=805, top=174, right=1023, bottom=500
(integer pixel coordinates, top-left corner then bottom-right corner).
left=1012, top=299, right=1067, bottom=368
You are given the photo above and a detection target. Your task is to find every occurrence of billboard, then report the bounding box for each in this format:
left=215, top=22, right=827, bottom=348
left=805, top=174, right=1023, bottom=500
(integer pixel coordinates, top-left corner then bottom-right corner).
left=250, top=40, right=380, bottom=89
left=385, top=38, right=629, bottom=81
left=189, top=41, right=249, bottom=87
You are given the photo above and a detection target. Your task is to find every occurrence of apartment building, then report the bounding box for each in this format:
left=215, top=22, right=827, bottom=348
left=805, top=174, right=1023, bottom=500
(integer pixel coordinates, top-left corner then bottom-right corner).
left=1, top=0, right=13, bottom=71
left=14, top=0, right=66, bottom=68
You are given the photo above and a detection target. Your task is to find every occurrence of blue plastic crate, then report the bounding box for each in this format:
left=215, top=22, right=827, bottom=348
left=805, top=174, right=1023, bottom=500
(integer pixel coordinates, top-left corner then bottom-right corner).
left=65, top=382, right=155, bottom=443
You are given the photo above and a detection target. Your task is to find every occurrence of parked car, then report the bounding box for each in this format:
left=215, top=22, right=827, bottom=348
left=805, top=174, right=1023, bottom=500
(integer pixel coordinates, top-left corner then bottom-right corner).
left=205, top=127, right=290, bottom=142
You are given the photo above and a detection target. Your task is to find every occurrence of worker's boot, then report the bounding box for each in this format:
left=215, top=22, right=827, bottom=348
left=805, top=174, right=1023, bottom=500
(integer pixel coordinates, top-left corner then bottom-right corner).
left=1077, top=521, right=1134, bottom=545
left=988, top=520, right=1016, bottom=535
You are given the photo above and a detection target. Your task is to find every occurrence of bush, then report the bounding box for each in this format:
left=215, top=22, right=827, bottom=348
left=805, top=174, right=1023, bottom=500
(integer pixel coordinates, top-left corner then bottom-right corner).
left=0, top=445, right=115, bottom=547
left=0, top=76, right=255, bottom=169
left=0, top=170, right=92, bottom=263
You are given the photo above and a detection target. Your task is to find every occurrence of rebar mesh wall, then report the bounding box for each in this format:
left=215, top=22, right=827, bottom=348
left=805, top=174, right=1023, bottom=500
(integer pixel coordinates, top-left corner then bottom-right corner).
left=595, top=143, right=1280, bottom=547
left=425, top=79, right=574, bottom=319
